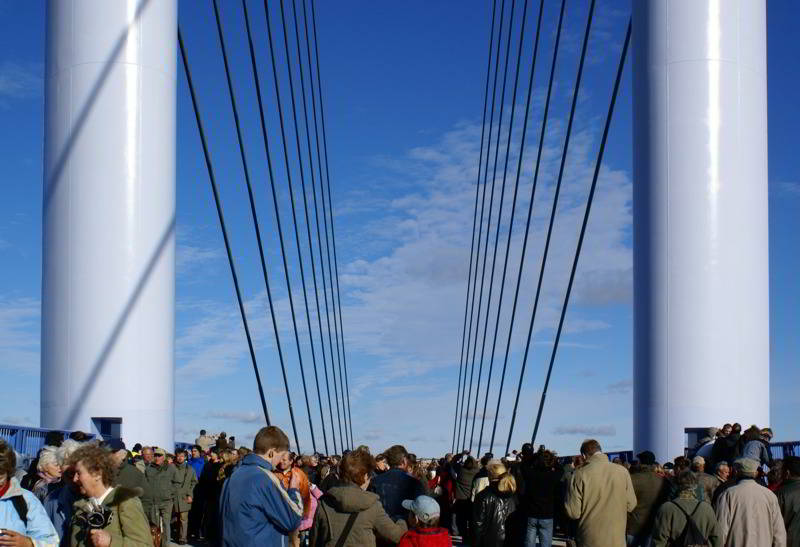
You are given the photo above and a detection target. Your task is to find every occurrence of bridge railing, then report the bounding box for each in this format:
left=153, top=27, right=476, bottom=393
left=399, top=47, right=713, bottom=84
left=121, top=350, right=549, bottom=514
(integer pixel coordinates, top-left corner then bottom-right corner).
left=0, top=424, right=96, bottom=458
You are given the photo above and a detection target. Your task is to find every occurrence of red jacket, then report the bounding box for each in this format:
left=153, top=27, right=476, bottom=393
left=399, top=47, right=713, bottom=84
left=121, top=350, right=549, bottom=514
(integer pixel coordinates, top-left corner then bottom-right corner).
left=397, top=527, right=452, bottom=547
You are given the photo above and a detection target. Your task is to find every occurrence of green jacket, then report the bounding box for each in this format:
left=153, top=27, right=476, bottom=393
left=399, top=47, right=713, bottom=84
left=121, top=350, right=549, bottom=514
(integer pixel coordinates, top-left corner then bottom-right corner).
left=310, top=484, right=407, bottom=547
left=142, top=463, right=176, bottom=505
left=115, top=461, right=146, bottom=493
left=70, top=486, right=152, bottom=547
left=651, top=495, right=721, bottom=547
left=778, top=478, right=800, bottom=547
left=172, top=462, right=198, bottom=513
left=627, top=467, right=671, bottom=537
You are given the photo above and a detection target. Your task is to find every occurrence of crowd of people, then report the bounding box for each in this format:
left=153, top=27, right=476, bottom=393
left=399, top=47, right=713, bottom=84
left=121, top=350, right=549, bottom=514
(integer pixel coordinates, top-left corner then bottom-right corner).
left=0, top=421, right=798, bottom=547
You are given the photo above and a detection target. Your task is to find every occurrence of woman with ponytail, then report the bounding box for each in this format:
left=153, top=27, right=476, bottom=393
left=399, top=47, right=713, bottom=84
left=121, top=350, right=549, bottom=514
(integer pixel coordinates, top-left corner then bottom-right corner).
left=472, top=462, right=519, bottom=546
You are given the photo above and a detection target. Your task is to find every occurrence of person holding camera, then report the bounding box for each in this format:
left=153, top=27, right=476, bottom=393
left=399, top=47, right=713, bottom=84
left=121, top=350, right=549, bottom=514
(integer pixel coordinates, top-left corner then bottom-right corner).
left=68, top=445, right=151, bottom=547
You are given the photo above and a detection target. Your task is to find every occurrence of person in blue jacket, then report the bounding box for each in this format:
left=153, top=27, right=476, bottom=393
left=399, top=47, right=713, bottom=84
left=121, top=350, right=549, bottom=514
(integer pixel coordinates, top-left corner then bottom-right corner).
left=0, top=440, right=60, bottom=547
left=219, top=426, right=303, bottom=546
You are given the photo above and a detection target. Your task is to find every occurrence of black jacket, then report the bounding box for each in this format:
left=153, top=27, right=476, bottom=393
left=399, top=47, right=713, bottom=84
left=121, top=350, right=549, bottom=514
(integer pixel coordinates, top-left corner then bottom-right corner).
left=521, top=465, right=563, bottom=519
left=711, top=433, right=740, bottom=467
left=472, top=484, right=517, bottom=547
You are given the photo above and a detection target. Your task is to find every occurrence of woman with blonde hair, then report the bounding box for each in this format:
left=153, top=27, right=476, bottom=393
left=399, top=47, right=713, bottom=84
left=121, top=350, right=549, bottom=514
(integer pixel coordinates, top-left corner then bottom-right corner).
left=472, top=462, right=519, bottom=546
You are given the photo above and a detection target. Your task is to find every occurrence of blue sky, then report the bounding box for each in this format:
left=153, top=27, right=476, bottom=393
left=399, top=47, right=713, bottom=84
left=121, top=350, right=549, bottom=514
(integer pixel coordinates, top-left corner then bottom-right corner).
left=1, top=0, right=798, bottom=458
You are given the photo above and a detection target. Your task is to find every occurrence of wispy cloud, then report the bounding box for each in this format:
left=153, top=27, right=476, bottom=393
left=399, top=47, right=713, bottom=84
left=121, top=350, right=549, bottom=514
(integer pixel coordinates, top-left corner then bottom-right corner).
left=607, top=379, right=633, bottom=395
left=552, top=424, right=616, bottom=436
left=0, top=296, right=40, bottom=373
left=774, top=181, right=800, bottom=197
left=206, top=411, right=266, bottom=424
left=0, top=62, right=42, bottom=104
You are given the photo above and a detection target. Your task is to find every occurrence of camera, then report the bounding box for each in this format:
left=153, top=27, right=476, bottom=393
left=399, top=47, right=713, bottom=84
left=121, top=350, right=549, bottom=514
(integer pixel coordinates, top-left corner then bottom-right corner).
left=76, top=506, right=113, bottom=531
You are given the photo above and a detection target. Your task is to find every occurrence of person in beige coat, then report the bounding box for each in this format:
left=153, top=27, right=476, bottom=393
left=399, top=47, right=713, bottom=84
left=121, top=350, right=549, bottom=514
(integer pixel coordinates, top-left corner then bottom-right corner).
left=565, top=439, right=637, bottom=547
left=715, top=458, right=786, bottom=547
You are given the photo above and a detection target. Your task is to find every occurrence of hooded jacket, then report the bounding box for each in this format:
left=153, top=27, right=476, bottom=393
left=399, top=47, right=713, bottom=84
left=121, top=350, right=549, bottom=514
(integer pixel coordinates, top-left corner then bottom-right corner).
left=310, top=483, right=407, bottom=547
left=472, top=483, right=517, bottom=547
left=0, top=477, right=59, bottom=547
left=219, top=453, right=303, bottom=547
left=69, top=486, right=151, bottom=547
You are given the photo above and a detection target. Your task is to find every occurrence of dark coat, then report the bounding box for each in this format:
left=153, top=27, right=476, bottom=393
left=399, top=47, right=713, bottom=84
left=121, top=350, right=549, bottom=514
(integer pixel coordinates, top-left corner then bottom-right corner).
left=451, top=462, right=479, bottom=502
left=711, top=433, right=741, bottom=467
left=521, top=465, right=564, bottom=519
left=472, top=484, right=518, bottom=547
left=310, top=484, right=407, bottom=547
left=368, top=468, right=425, bottom=521
left=650, top=496, right=721, bottom=547
left=115, top=460, right=146, bottom=492
left=778, top=477, right=800, bottom=547
left=627, top=467, right=671, bottom=537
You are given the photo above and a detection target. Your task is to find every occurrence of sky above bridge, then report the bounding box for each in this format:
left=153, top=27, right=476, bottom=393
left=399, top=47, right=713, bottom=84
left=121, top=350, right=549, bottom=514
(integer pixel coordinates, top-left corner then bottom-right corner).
left=1, top=0, right=798, bottom=458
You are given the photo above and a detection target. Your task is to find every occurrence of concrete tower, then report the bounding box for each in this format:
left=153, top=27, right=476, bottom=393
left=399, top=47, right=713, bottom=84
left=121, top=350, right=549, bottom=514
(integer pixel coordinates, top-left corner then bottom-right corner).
left=41, top=0, right=177, bottom=450
left=632, top=1, right=769, bottom=461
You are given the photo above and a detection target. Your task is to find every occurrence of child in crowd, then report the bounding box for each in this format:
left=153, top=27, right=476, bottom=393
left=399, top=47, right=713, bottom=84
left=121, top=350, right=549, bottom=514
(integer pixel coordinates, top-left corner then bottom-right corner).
left=397, top=495, right=452, bottom=547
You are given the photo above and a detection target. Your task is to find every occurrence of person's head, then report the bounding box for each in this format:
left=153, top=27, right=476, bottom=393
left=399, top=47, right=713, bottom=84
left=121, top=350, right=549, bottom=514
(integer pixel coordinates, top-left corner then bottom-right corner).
left=375, top=453, right=389, bottom=472
left=37, top=445, right=62, bottom=480
left=340, top=450, right=375, bottom=490
left=277, top=450, right=293, bottom=471
left=535, top=450, right=556, bottom=470
left=104, top=438, right=127, bottom=467
left=56, top=439, right=84, bottom=474
left=767, top=460, right=785, bottom=486
left=463, top=456, right=478, bottom=470
left=44, top=431, right=64, bottom=448
left=253, top=426, right=291, bottom=467
left=69, top=431, right=91, bottom=442
left=153, top=448, right=166, bottom=466
left=761, top=428, right=774, bottom=442
left=486, top=461, right=506, bottom=482
left=675, top=470, right=698, bottom=493
left=0, top=440, right=16, bottom=488
left=69, top=445, right=116, bottom=497
left=209, top=447, right=220, bottom=462
left=402, top=495, right=440, bottom=528
left=732, top=423, right=742, bottom=434
left=356, top=445, right=371, bottom=455
left=637, top=450, right=656, bottom=466
left=237, top=446, right=250, bottom=458
left=385, top=445, right=409, bottom=469
left=784, top=456, right=800, bottom=479
left=200, top=429, right=207, bottom=436
left=580, top=439, right=602, bottom=458
left=715, top=462, right=730, bottom=481
left=691, top=456, right=705, bottom=473
left=480, top=454, right=493, bottom=468
left=733, top=458, right=759, bottom=478
left=142, top=446, right=154, bottom=464
left=191, top=446, right=201, bottom=459
left=219, top=431, right=227, bottom=439
left=721, top=423, right=732, bottom=436
left=176, top=451, right=186, bottom=465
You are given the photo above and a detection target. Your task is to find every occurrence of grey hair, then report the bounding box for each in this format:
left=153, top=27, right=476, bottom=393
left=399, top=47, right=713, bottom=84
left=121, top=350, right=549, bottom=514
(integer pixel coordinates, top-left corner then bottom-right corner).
left=715, top=461, right=730, bottom=473
left=676, top=469, right=698, bottom=491
left=56, top=439, right=84, bottom=467
left=37, top=445, right=59, bottom=472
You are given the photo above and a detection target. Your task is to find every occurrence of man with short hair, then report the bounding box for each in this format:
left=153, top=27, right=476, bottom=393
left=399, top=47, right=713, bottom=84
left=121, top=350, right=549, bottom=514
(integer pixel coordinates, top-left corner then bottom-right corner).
left=565, top=439, right=637, bottom=546
left=715, top=458, right=786, bottom=546
left=195, top=430, right=214, bottom=453
left=777, top=456, right=800, bottom=547
left=172, top=451, right=198, bottom=545
left=627, top=450, right=670, bottom=547
left=369, top=444, right=425, bottom=522
left=219, top=426, right=303, bottom=546
left=692, top=456, right=719, bottom=504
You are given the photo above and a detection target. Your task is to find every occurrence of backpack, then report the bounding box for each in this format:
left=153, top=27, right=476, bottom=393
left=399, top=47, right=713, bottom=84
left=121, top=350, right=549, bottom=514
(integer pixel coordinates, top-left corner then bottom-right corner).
left=670, top=501, right=709, bottom=547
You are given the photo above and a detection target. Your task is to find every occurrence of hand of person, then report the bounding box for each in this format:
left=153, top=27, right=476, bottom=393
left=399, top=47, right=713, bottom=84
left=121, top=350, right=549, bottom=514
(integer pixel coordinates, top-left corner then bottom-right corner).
left=186, top=496, right=193, bottom=503
left=0, top=530, right=34, bottom=547
left=89, top=529, right=112, bottom=547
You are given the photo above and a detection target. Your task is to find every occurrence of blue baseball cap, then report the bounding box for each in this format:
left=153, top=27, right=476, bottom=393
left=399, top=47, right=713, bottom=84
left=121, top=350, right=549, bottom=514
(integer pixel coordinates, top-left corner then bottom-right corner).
left=402, top=495, right=440, bottom=522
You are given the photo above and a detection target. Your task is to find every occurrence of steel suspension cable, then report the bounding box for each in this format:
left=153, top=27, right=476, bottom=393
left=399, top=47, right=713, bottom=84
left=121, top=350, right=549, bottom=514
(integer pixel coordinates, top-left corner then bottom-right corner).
left=532, top=20, right=632, bottom=445
left=178, top=28, right=272, bottom=428
left=243, top=0, right=328, bottom=453
left=467, top=0, right=521, bottom=453
left=285, top=0, right=335, bottom=457
left=273, top=0, right=337, bottom=455
left=210, top=0, right=311, bottom=450
left=475, top=0, right=544, bottom=454
left=309, top=0, right=353, bottom=449
left=505, top=0, right=597, bottom=454
left=452, top=0, right=500, bottom=453
left=460, top=0, right=508, bottom=452
left=299, top=0, right=339, bottom=455
left=489, top=0, right=566, bottom=450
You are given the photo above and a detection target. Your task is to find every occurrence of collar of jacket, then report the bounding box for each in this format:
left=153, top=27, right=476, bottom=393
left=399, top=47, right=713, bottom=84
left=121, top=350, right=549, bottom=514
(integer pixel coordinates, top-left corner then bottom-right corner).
left=0, top=477, right=25, bottom=500
left=149, top=462, right=169, bottom=471
left=588, top=453, right=609, bottom=465
left=242, top=453, right=273, bottom=471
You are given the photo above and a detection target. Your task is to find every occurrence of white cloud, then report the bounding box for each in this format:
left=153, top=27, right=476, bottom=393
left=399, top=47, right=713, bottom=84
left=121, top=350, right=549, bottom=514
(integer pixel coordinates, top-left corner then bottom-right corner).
left=176, top=244, right=221, bottom=274
left=0, top=62, right=42, bottom=104
left=0, top=297, right=40, bottom=373
left=552, top=424, right=617, bottom=436
left=206, top=411, right=266, bottom=424
left=775, top=181, right=800, bottom=197
left=607, top=379, right=632, bottom=394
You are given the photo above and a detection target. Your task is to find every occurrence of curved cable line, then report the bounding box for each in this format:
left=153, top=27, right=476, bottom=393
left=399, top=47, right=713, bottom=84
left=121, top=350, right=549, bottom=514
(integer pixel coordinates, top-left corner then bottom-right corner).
left=178, top=28, right=271, bottom=427
left=310, top=0, right=352, bottom=449
left=286, top=0, right=335, bottom=457
left=531, top=20, right=632, bottom=445
left=243, top=0, right=327, bottom=453
left=489, top=0, right=567, bottom=450
left=475, top=0, right=544, bottom=454
left=299, top=0, right=340, bottom=457
left=460, top=0, right=508, bottom=452
left=467, top=0, right=520, bottom=453
left=504, top=0, right=597, bottom=454
left=211, top=0, right=311, bottom=448
left=453, top=0, right=500, bottom=453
